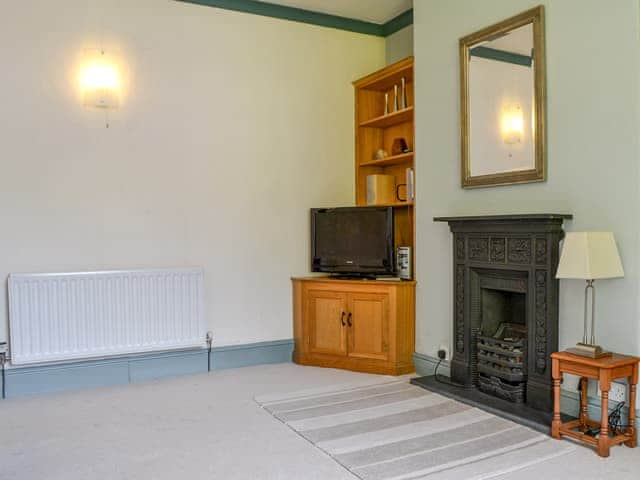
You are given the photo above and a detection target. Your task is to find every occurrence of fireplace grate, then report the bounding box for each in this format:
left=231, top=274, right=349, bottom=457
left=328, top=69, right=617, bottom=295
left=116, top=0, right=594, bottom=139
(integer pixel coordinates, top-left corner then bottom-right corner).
left=477, top=375, right=526, bottom=403
left=477, top=323, right=527, bottom=402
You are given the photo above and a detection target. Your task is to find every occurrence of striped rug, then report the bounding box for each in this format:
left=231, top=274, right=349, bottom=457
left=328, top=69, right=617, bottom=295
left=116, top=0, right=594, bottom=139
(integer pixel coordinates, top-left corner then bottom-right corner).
left=255, top=378, right=574, bottom=480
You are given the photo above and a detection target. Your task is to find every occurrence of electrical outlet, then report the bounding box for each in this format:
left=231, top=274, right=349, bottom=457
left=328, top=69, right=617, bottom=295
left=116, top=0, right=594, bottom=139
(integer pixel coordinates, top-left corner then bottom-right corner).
left=437, top=346, right=449, bottom=360
left=597, top=381, right=626, bottom=403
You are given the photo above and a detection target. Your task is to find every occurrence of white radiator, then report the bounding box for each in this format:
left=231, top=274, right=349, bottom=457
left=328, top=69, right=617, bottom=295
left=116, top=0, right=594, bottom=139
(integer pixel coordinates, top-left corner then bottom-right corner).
left=8, top=268, right=205, bottom=365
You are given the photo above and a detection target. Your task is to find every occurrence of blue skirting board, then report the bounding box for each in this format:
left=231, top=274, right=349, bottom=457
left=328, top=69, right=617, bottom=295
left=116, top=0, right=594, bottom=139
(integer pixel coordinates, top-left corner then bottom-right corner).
left=2, top=339, right=293, bottom=398
left=413, top=352, right=640, bottom=422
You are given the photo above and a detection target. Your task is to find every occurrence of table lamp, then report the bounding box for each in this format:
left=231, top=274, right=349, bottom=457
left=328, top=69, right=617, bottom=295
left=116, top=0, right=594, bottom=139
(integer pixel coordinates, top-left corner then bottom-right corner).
left=556, top=232, right=624, bottom=358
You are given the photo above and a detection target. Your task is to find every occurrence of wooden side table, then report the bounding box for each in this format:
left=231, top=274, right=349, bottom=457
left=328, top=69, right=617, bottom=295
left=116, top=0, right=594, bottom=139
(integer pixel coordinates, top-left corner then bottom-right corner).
left=551, top=351, right=638, bottom=457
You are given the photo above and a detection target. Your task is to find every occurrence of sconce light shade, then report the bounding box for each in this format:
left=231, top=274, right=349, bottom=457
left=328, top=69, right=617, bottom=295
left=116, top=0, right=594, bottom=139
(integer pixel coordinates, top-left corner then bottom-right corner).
left=502, top=103, right=524, bottom=144
left=80, top=52, right=120, bottom=109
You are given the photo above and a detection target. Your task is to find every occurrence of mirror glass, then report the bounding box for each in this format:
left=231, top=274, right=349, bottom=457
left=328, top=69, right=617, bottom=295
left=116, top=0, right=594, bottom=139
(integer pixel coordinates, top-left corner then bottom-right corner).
left=461, top=7, right=545, bottom=188
left=469, top=24, right=534, bottom=176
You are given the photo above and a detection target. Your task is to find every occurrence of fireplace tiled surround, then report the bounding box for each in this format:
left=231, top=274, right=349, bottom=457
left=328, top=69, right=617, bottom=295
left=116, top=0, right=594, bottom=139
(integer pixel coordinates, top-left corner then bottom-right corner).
left=428, top=215, right=572, bottom=414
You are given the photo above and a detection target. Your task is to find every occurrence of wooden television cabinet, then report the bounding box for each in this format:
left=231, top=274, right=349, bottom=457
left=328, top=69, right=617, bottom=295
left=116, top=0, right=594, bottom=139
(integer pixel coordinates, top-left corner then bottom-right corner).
left=292, top=277, right=415, bottom=375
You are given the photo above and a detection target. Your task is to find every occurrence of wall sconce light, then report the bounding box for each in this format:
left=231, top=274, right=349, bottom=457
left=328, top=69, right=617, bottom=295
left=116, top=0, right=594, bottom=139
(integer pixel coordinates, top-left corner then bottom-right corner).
left=80, top=50, right=120, bottom=110
left=502, top=103, right=524, bottom=144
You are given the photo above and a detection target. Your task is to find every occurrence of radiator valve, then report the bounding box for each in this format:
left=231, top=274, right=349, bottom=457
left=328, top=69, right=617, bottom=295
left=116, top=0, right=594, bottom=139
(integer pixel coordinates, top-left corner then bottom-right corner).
left=0, top=342, right=7, bottom=355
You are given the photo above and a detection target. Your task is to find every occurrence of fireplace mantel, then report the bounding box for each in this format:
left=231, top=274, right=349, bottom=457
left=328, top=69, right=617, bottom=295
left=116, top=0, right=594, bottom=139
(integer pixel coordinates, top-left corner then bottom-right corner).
left=434, top=213, right=572, bottom=412
left=434, top=214, right=573, bottom=223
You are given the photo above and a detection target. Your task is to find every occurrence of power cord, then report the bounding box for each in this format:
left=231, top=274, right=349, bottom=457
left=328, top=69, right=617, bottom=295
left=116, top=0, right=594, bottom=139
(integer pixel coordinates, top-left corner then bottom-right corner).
left=1, top=352, right=6, bottom=400
left=434, top=357, right=468, bottom=389
left=609, top=401, right=633, bottom=437
left=206, top=331, right=213, bottom=372
left=584, top=401, right=633, bottom=438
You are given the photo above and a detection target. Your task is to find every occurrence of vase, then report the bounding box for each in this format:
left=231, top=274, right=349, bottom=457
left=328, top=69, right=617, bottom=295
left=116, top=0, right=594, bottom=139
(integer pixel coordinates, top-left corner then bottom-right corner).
left=400, top=77, right=408, bottom=109
left=393, top=85, right=399, bottom=112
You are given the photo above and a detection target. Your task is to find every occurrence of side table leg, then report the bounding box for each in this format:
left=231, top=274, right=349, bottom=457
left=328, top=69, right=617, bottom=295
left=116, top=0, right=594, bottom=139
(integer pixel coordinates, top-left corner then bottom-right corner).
left=625, top=364, right=637, bottom=448
left=599, top=385, right=610, bottom=457
left=552, top=358, right=562, bottom=439
left=580, top=377, right=588, bottom=432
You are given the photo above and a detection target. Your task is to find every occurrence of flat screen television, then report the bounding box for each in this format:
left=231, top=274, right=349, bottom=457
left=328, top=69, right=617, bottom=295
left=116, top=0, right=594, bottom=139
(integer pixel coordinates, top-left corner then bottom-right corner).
left=310, top=206, right=394, bottom=276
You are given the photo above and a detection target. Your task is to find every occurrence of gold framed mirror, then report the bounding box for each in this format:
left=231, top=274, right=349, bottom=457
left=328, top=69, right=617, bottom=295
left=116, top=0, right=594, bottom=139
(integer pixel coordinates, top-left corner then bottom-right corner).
left=460, top=6, right=546, bottom=188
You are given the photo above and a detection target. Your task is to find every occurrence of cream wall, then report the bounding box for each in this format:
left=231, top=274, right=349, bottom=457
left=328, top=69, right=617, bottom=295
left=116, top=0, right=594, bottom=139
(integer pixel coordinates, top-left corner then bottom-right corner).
left=413, top=0, right=640, bottom=378
left=0, top=0, right=384, bottom=347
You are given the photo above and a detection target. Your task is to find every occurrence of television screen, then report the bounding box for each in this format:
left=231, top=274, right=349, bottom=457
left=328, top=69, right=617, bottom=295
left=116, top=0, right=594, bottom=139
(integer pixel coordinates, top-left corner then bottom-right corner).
left=311, top=207, right=394, bottom=275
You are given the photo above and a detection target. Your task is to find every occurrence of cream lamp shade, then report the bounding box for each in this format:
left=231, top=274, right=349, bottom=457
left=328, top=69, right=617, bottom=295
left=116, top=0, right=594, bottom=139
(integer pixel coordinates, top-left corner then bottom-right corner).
left=556, top=232, right=624, bottom=280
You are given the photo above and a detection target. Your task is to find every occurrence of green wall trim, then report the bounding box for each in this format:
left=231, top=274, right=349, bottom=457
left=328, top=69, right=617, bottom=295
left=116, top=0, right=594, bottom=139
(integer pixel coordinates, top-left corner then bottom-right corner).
left=176, top=0, right=412, bottom=38
left=470, top=46, right=532, bottom=67
left=382, top=9, right=414, bottom=37
left=412, top=352, right=640, bottom=420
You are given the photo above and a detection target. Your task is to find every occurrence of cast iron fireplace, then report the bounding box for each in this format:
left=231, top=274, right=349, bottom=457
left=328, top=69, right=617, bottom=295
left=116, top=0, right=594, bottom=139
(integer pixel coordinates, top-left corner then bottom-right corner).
left=413, top=214, right=572, bottom=417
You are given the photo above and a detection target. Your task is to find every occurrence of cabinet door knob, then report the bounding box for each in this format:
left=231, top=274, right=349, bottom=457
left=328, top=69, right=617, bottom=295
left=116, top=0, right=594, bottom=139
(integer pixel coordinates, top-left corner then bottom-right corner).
left=340, top=311, right=346, bottom=327
left=347, top=312, right=352, bottom=327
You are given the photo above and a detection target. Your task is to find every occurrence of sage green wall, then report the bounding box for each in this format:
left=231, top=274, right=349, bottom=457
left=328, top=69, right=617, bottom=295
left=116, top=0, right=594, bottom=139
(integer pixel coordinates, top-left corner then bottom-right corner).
left=386, top=25, right=414, bottom=64
left=413, top=0, right=640, bottom=396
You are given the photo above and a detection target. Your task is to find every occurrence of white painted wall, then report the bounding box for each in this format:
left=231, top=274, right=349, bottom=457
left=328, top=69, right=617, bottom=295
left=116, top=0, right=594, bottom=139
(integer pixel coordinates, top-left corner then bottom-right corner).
left=414, top=0, right=640, bottom=381
left=386, top=25, right=413, bottom=64
left=0, top=0, right=385, bottom=348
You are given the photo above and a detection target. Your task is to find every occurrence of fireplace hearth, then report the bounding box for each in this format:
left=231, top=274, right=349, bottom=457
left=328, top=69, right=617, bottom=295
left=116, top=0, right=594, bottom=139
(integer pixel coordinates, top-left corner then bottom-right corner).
left=413, top=214, right=572, bottom=418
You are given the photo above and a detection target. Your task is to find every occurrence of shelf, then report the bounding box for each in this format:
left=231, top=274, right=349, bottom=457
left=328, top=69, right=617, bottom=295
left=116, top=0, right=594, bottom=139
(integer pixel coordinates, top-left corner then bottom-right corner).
left=386, top=202, right=414, bottom=208
left=360, top=69, right=413, bottom=92
left=359, top=107, right=413, bottom=129
left=360, top=152, right=414, bottom=167
left=354, top=58, right=415, bottom=280
left=353, top=57, right=414, bottom=92
left=357, top=201, right=414, bottom=208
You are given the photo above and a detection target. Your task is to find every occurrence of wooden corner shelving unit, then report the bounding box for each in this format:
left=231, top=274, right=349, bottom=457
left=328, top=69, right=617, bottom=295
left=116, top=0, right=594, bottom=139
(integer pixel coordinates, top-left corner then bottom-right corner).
left=289, top=58, right=417, bottom=377
left=353, top=57, right=415, bottom=274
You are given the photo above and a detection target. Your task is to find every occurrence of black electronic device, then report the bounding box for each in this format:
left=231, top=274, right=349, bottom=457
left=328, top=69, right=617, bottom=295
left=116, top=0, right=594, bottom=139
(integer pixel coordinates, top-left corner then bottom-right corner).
left=310, top=206, right=394, bottom=277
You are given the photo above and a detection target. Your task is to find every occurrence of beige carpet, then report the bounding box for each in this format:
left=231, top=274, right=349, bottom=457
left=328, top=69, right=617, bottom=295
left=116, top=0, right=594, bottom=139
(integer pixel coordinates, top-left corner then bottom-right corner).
left=2, top=364, right=639, bottom=480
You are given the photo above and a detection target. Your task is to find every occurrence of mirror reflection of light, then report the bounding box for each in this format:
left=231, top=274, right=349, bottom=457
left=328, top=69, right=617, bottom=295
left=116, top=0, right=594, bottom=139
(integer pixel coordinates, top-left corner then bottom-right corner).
left=502, top=104, right=524, bottom=144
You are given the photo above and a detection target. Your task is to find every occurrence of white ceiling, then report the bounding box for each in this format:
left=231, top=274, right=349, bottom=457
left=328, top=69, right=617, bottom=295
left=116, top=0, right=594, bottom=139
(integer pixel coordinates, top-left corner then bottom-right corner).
left=261, top=0, right=412, bottom=24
